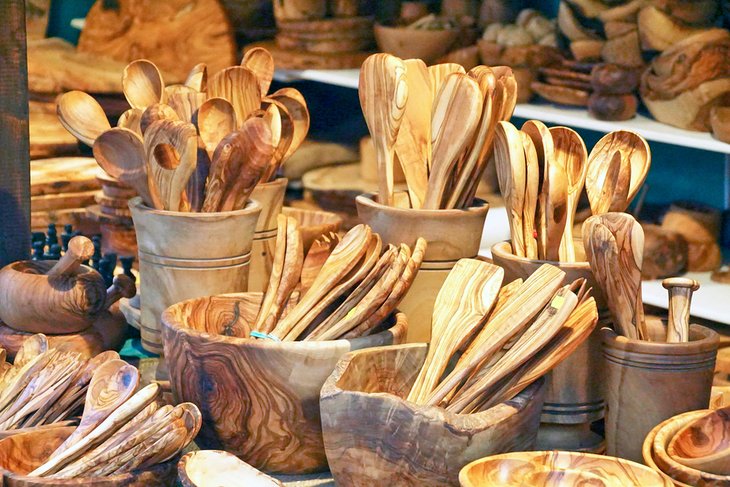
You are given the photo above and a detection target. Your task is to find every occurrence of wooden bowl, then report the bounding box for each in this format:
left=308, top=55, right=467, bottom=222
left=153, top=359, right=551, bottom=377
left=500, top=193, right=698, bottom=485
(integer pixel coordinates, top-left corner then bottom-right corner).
left=281, top=206, right=342, bottom=252
left=459, top=450, right=672, bottom=486
left=319, top=343, right=546, bottom=486
left=373, top=24, right=459, bottom=64
left=643, top=412, right=702, bottom=487
left=0, top=426, right=178, bottom=486
left=161, top=292, right=407, bottom=475
left=178, top=450, right=283, bottom=487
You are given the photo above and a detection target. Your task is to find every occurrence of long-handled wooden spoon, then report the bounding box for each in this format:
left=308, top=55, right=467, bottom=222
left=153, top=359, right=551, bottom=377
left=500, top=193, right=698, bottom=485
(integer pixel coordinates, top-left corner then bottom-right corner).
left=269, top=88, right=310, bottom=162
left=494, top=121, right=527, bottom=257
left=491, top=66, right=517, bottom=120
left=140, top=103, right=179, bottom=135
left=122, top=59, right=164, bottom=110
left=551, top=126, right=587, bottom=262
left=521, top=120, right=554, bottom=259
left=521, top=132, right=539, bottom=259
left=197, top=97, right=236, bottom=160
left=56, top=91, right=111, bottom=147
left=93, top=127, right=153, bottom=206
left=242, top=47, right=275, bottom=97
left=208, top=66, right=261, bottom=129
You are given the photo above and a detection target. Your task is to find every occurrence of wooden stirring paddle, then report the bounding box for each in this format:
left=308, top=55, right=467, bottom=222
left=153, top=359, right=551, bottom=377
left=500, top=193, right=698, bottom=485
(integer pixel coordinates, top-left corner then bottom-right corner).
left=93, top=127, right=153, bottom=206
left=551, top=126, right=587, bottom=262
left=494, top=121, right=527, bottom=257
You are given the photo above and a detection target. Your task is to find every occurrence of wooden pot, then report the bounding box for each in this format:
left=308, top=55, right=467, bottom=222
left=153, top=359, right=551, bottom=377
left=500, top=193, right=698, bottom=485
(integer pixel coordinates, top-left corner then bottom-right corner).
left=603, top=325, right=719, bottom=463
left=129, top=197, right=261, bottom=354
left=320, top=343, right=545, bottom=486
left=356, top=193, right=489, bottom=343
left=373, top=24, right=459, bottom=64
left=281, top=206, right=343, bottom=252
left=0, top=426, right=178, bottom=486
left=248, top=178, right=288, bottom=293
left=160, top=292, right=407, bottom=475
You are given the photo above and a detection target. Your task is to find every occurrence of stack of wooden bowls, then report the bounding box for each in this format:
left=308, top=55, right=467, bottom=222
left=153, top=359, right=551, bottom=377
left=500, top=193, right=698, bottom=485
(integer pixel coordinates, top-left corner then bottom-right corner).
left=85, top=171, right=137, bottom=256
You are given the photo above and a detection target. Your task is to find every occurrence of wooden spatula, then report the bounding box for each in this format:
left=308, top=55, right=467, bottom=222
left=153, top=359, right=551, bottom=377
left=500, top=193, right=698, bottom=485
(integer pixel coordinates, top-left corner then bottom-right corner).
left=494, top=121, right=527, bottom=257
left=93, top=127, right=153, bottom=206
left=359, top=54, right=408, bottom=207
left=255, top=215, right=289, bottom=333
left=551, top=126, right=587, bottom=262
left=242, top=47, right=275, bottom=97
left=428, top=63, right=465, bottom=106
left=407, top=259, right=503, bottom=404
left=208, top=66, right=261, bottom=128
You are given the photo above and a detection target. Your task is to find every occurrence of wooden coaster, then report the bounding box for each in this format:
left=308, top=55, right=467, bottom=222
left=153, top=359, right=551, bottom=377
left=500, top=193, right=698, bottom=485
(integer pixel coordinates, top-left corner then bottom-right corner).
left=245, top=40, right=371, bottom=70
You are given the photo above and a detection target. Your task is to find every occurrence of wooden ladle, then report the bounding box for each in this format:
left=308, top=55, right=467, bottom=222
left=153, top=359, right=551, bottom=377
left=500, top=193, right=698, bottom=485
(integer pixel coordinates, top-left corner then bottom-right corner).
left=93, top=127, right=153, bottom=206
left=669, top=407, right=730, bottom=475
left=56, top=91, right=111, bottom=147
left=122, top=59, right=164, bottom=110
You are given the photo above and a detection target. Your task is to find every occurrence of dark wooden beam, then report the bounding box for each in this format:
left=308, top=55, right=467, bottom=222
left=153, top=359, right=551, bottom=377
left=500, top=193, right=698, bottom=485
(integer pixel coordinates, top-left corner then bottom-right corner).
left=0, top=0, right=30, bottom=266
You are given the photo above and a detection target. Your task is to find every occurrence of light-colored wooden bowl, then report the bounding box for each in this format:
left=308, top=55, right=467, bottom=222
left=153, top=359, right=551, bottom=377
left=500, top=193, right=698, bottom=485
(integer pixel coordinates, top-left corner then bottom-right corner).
left=248, top=178, right=288, bottom=293
left=161, top=292, right=407, bottom=475
left=178, top=450, right=283, bottom=487
left=320, top=343, right=545, bottom=486
left=0, top=426, right=178, bottom=486
left=459, top=450, right=672, bottom=486
left=281, top=206, right=342, bottom=253
left=373, top=24, right=459, bottom=64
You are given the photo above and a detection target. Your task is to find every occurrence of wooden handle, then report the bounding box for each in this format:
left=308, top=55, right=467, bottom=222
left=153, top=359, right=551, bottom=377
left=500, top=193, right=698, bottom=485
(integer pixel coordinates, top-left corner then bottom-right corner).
left=104, top=275, right=137, bottom=309
left=662, top=277, right=699, bottom=343
left=46, top=236, right=94, bottom=278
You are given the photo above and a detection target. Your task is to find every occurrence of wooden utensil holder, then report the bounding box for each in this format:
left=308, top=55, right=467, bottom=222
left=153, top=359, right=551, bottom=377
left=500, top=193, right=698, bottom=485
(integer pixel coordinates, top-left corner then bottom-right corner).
left=248, top=178, right=288, bottom=293
left=281, top=206, right=343, bottom=252
left=161, top=292, right=407, bottom=475
left=356, top=193, right=489, bottom=343
left=319, top=343, right=545, bottom=486
left=603, top=325, right=719, bottom=463
left=0, top=426, right=178, bottom=486
left=491, top=241, right=608, bottom=452
left=129, top=197, right=261, bottom=354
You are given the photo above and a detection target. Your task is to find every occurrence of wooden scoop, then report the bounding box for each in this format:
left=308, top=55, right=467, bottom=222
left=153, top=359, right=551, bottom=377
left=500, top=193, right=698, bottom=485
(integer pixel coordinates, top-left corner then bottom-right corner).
left=494, top=121, right=527, bottom=257
left=407, top=259, right=504, bottom=404
left=56, top=91, right=111, bottom=146
left=242, top=47, right=274, bottom=97
left=208, top=66, right=261, bottom=128
left=93, top=127, right=153, bottom=206
left=663, top=277, right=700, bottom=343
left=140, top=103, right=180, bottom=135
left=184, top=63, right=207, bottom=92
left=269, top=88, right=310, bottom=162
left=46, top=235, right=94, bottom=279
left=122, top=59, right=164, bottom=110
left=668, top=407, right=730, bottom=475
left=197, top=97, right=236, bottom=160
left=551, top=127, right=587, bottom=262
left=359, top=54, right=408, bottom=207
left=179, top=450, right=283, bottom=487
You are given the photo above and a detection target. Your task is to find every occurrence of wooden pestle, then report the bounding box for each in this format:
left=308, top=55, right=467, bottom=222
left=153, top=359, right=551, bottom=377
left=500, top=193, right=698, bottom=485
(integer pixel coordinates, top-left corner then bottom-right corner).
left=104, top=275, right=137, bottom=310
left=46, top=236, right=95, bottom=279
left=662, top=277, right=700, bottom=343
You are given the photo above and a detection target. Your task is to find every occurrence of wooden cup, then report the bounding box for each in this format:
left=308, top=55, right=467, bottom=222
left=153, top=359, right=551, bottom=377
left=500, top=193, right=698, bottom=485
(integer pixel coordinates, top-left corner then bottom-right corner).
left=161, top=292, right=407, bottom=475
left=356, top=193, right=489, bottom=343
left=602, top=325, right=719, bottom=463
left=248, top=178, right=288, bottom=293
left=491, top=241, right=607, bottom=452
left=320, top=343, right=545, bottom=486
left=129, top=197, right=261, bottom=354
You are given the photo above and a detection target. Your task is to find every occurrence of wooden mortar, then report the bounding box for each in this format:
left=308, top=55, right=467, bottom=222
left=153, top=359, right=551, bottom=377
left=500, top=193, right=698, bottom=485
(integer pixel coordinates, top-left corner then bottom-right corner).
left=356, top=193, right=489, bottom=343
left=248, top=178, right=288, bottom=293
left=160, top=292, right=407, bottom=475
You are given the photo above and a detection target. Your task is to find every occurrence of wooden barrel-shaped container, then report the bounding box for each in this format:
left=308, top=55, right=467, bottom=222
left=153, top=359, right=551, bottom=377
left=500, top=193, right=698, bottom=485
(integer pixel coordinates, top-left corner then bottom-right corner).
left=0, top=426, right=178, bottom=486
left=248, top=178, right=288, bottom=293
left=491, top=241, right=607, bottom=452
left=603, top=325, right=719, bottom=463
left=160, top=292, right=407, bottom=475
left=129, top=197, right=261, bottom=354
left=320, top=343, right=546, bottom=486
left=356, top=193, right=489, bottom=343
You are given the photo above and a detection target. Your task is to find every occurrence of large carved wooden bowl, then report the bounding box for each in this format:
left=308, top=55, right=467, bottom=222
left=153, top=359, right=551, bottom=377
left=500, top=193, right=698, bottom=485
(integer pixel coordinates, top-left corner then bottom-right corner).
left=161, top=292, right=407, bottom=475
left=0, top=426, right=178, bottom=486
left=319, top=343, right=546, bottom=486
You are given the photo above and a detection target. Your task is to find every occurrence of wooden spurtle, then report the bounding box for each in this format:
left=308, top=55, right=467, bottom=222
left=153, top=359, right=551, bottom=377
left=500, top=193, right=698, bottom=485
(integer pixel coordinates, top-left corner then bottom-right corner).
left=494, top=121, right=527, bottom=257
left=407, top=259, right=503, bottom=404
left=140, top=103, right=179, bottom=135
left=197, top=97, right=236, bottom=160
left=269, top=88, right=310, bottom=162
left=93, top=127, right=153, bottom=206
left=56, top=91, right=111, bottom=146
left=663, top=277, right=700, bottom=343
left=359, top=54, right=408, bottom=206
left=242, top=47, right=275, bottom=97
left=167, top=92, right=206, bottom=123
left=428, top=63, right=465, bottom=105
left=184, top=63, right=207, bottom=92
left=208, top=66, right=261, bottom=128
left=122, top=59, right=164, bottom=110
left=521, top=132, right=539, bottom=259
left=551, top=126, right=587, bottom=262
left=117, top=108, right=142, bottom=136
left=423, top=73, right=482, bottom=209
left=521, top=120, right=554, bottom=260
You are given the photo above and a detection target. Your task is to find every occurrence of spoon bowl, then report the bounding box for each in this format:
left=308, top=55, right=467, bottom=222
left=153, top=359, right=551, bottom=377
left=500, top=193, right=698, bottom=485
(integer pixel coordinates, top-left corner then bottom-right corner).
left=122, top=59, right=164, bottom=110
left=56, top=91, right=111, bottom=147
left=93, top=127, right=153, bottom=206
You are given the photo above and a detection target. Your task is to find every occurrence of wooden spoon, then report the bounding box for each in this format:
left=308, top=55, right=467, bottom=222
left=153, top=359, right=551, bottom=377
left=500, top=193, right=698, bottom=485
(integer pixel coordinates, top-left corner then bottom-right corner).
left=56, top=91, right=111, bottom=146
left=521, top=120, right=554, bottom=260
left=407, top=259, right=503, bottom=404
left=269, top=88, right=310, bottom=162
left=140, top=103, right=180, bottom=135
left=668, top=407, right=730, bottom=475
left=551, top=126, right=587, bottom=262
left=521, top=132, right=539, bottom=259
left=494, top=121, right=527, bottom=257
left=93, top=127, right=154, bottom=206
left=359, top=54, right=408, bottom=207
left=423, top=73, right=483, bottom=209
left=208, top=66, right=261, bottom=129
left=197, top=97, right=236, bottom=161
left=167, top=92, right=206, bottom=124
left=13, top=334, right=49, bottom=368
left=260, top=99, right=295, bottom=182
left=242, top=47, right=275, bottom=97
left=117, top=108, right=142, bottom=136
left=544, top=147, right=569, bottom=262
left=663, top=277, right=700, bottom=343
left=184, top=63, right=207, bottom=92
left=428, top=63, right=465, bottom=106
left=122, top=59, right=164, bottom=110
left=492, top=66, right=517, bottom=120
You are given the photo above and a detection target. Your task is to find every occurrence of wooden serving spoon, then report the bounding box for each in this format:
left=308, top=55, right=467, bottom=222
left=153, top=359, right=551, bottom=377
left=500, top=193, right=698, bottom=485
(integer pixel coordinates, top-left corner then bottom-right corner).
left=551, top=126, right=587, bottom=262
left=56, top=91, right=111, bottom=147
left=407, top=259, right=503, bottom=404
left=242, top=47, right=275, bottom=97
left=423, top=73, right=483, bottom=209
left=197, top=97, right=236, bottom=160
left=521, top=132, right=539, bottom=259
left=140, top=103, right=180, bottom=135
left=491, top=66, right=517, bottom=121
left=208, top=66, right=261, bottom=129
left=167, top=92, right=206, bottom=124
left=117, top=108, right=142, bottom=136
left=269, top=88, right=310, bottom=162
left=122, top=59, right=164, bottom=110
left=663, top=277, right=700, bottom=343
left=428, top=63, right=465, bottom=106
left=359, top=54, right=408, bottom=207
left=494, top=121, right=527, bottom=257
left=521, top=120, right=554, bottom=260
left=184, top=63, right=207, bottom=92
left=544, top=146, right=569, bottom=262
left=93, top=127, right=153, bottom=206
left=668, top=407, right=730, bottom=475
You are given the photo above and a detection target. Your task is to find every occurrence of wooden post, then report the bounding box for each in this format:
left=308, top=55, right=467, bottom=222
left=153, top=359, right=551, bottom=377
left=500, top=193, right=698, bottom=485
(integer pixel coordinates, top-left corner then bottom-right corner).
left=0, top=0, right=30, bottom=266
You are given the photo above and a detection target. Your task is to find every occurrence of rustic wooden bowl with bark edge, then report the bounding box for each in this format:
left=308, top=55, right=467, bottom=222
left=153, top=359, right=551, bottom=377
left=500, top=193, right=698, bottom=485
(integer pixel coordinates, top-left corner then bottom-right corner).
left=320, top=343, right=546, bottom=486
left=161, top=292, right=407, bottom=475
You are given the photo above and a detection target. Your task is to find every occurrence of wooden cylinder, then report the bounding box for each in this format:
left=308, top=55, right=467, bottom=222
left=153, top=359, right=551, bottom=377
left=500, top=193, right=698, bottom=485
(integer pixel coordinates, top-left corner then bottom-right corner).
left=161, top=292, right=407, bottom=475
left=248, top=178, right=288, bottom=293
left=602, top=325, right=719, bottom=463
left=356, top=193, right=489, bottom=343
left=320, top=343, right=545, bottom=486
left=129, top=197, right=261, bottom=354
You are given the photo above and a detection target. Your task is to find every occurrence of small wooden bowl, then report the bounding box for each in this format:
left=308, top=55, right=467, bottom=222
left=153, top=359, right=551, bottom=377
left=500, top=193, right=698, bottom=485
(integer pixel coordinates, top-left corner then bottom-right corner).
left=178, top=450, right=283, bottom=487
left=0, top=426, right=178, bottom=486
left=459, top=450, right=672, bottom=486
left=161, top=292, right=407, bottom=475
left=643, top=411, right=702, bottom=487
left=281, top=206, right=342, bottom=252
left=374, top=24, right=459, bottom=64
left=320, top=343, right=546, bottom=486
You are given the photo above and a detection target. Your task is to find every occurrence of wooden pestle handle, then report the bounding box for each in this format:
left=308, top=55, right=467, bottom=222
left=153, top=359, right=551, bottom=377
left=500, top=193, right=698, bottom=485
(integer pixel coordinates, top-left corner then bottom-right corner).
left=662, top=277, right=700, bottom=343
left=104, top=275, right=137, bottom=309
left=46, top=236, right=95, bottom=278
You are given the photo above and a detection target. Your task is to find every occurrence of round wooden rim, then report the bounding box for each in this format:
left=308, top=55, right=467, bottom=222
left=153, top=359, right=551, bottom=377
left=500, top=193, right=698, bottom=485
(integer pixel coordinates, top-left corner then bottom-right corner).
left=356, top=193, right=489, bottom=218
left=128, top=196, right=261, bottom=218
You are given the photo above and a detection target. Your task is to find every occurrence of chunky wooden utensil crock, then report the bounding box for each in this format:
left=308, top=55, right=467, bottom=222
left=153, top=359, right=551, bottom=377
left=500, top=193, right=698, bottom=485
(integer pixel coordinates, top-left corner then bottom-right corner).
left=356, top=193, right=489, bottom=342
left=491, top=240, right=607, bottom=453
left=248, top=178, right=288, bottom=293
left=129, top=197, right=261, bottom=354
left=0, top=426, right=178, bottom=486
left=603, top=325, right=719, bottom=463
left=161, top=292, right=407, bottom=475
left=319, top=343, right=545, bottom=486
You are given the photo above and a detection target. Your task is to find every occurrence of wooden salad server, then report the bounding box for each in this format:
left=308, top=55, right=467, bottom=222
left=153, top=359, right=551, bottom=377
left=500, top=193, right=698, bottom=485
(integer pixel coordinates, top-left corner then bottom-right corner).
left=494, top=121, right=527, bottom=257
left=140, top=103, right=179, bottom=135
left=122, top=59, right=164, bottom=110
left=521, top=132, right=539, bottom=259
left=269, top=88, right=310, bottom=162
left=359, top=54, right=408, bottom=207
left=184, top=63, right=207, bottom=92
left=242, top=47, right=275, bottom=97
left=663, top=277, right=700, bottom=343
left=197, top=97, right=236, bottom=160
left=208, top=66, right=261, bottom=128
left=93, top=127, right=153, bottom=206
left=427, top=63, right=465, bottom=105
left=551, top=126, right=587, bottom=262
left=56, top=91, right=111, bottom=147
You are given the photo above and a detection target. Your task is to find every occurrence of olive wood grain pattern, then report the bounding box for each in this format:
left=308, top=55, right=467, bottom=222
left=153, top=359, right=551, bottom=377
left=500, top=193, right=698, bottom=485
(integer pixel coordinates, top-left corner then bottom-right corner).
left=184, top=63, right=206, bottom=93
left=178, top=450, right=283, bottom=487
left=167, top=92, right=206, bottom=124
left=668, top=407, right=730, bottom=475
left=93, top=128, right=153, bottom=207
left=552, top=126, right=587, bottom=262
left=298, top=233, right=337, bottom=296
left=116, top=109, right=142, bottom=136
left=521, top=133, right=539, bottom=259
left=494, top=121, right=526, bottom=257
left=663, top=277, right=700, bottom=344
left=427, top=63, right=465, bottom=106
left=140, top=104, right=179, bottom=136
left=269, top=88, right=310, bottom=163
left=208, top=67, right=261, bottom=129
left=122, top=60, right=164, bottom=111
left=242, top=47, right=275, bottom=98
left=56, top=91, right=110, bottom=147
left=255, top=216, right=289, bottom=334
left=197, top=97, right=236, bottom=161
